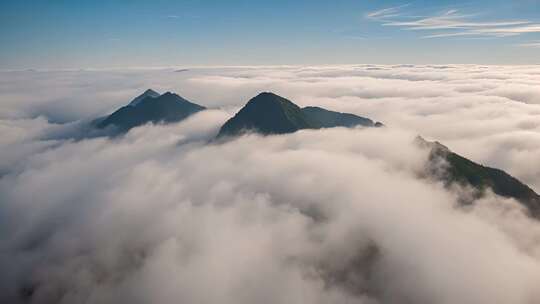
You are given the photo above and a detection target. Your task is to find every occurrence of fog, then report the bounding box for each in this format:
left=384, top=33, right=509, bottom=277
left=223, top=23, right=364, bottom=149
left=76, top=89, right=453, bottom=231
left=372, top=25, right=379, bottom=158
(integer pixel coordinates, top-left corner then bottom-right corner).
left=1, top=65, right=540, bottom=303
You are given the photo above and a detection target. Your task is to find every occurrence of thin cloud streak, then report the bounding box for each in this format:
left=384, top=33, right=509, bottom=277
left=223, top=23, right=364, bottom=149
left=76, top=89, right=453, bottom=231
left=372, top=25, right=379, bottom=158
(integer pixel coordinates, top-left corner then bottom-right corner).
left=424, top=25, right=540, bottom=38
left=516, top=41, right=540, bottom=48
left=367, top=6, right=540, bottom=42
left=365, top=4, right=410, bottom=20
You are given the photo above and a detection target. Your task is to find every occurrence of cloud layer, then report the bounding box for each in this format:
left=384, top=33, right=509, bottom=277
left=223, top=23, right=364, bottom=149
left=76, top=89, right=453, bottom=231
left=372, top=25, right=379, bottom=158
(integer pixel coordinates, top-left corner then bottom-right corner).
left=1, top=65, right=540, bottom=303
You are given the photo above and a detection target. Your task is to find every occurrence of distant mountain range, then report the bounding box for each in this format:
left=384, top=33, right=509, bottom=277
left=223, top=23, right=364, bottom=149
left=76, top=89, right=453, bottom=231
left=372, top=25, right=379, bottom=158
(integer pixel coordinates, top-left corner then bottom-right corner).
left=92, top=89, right=540, bottom=217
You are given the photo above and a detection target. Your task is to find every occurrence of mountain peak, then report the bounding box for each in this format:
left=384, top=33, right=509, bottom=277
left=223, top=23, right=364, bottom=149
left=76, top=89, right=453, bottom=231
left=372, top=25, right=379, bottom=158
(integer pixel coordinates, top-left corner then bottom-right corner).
left=144, top=88, right=159, bottom=95
left=128, top=89, right=160, bottom=106
left=253, top=91, right=283, bottom=99
left=247, top=92, right=297, bottom=107
left=97, top=90, right=205, bottom=133
left=217, top=93, right=316, bottom=137
left=217, top=92, right=381, bottom=138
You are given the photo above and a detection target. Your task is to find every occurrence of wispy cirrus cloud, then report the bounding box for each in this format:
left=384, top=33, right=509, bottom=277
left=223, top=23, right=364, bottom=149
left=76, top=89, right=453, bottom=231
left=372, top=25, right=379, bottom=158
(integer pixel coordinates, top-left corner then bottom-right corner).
left=366, top=6, right=540, bottom=41
left=164, top=13, right=201, bottom=20
left=365, top=4, right=410, bottom=20
left=422, top=23, right=540, bottom=38
left=516, top=41, right=540, bottom=48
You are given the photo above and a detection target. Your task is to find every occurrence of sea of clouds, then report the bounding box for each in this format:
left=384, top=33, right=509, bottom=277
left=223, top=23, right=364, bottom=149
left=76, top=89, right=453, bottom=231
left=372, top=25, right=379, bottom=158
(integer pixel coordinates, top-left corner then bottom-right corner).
left=1, top=65, right=540, bottom=303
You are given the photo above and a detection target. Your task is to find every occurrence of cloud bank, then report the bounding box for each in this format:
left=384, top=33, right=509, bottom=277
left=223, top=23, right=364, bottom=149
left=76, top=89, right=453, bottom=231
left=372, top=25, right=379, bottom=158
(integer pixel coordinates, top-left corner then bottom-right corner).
left=1, top=65, right=540, bottom=303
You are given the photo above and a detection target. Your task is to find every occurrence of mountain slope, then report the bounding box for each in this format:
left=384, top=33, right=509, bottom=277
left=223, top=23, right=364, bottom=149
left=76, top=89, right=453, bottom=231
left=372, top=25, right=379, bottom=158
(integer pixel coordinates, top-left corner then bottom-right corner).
left=128, top=89, right=160, bottom=106
left=302, top=106, right=383, bottom=128
left=97, top=91, right=205, bottom=132
left=217, top=92, right=318, bottom=137
left=419, top=137, right=540, bottom=217
left=217, top=92, right=380, bottom=138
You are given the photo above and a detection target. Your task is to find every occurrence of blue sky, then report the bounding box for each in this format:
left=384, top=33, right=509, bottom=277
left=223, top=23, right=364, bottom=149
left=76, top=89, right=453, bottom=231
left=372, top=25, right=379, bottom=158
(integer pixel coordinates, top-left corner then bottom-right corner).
left=1, top=0, right=539, bottom=68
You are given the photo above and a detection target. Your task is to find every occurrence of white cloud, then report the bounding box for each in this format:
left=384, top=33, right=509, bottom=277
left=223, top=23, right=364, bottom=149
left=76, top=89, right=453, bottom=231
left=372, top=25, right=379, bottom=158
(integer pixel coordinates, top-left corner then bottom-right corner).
left=2, top=65, right=540, bottom=303
left=366, top=6, right=540, bottom=41
left=516, top=41, right=540, bottom=48
left=365, top=4, right=409, bottom=20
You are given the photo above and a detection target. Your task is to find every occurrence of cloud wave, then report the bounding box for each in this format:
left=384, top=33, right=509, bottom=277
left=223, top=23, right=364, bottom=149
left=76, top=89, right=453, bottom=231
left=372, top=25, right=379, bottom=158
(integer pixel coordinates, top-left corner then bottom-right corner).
left=1, top=65, right=540, bottom=303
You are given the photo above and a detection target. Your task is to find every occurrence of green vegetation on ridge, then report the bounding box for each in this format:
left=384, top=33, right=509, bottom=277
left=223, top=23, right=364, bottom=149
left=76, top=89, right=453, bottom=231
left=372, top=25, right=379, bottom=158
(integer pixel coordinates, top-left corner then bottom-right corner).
left=217, top=92, right=380, bottom=137
left=421, top=137, right=540, bottom=217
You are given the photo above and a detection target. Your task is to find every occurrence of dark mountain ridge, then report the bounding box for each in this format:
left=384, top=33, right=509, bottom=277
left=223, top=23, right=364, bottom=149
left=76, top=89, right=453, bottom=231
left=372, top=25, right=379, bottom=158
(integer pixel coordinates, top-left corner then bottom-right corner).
left=91, top=90, right=539, bottom=217
left=217, top=92, right=318, bottom=137
left=96, top=90, right=205, bottom=133
left=418, top=136, right=540, bottom=217
left=217, top=92, right=381, bottom=137
left=128, top=89, right=160, bottom=106
left=302, top=106, right=383, bottom=128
